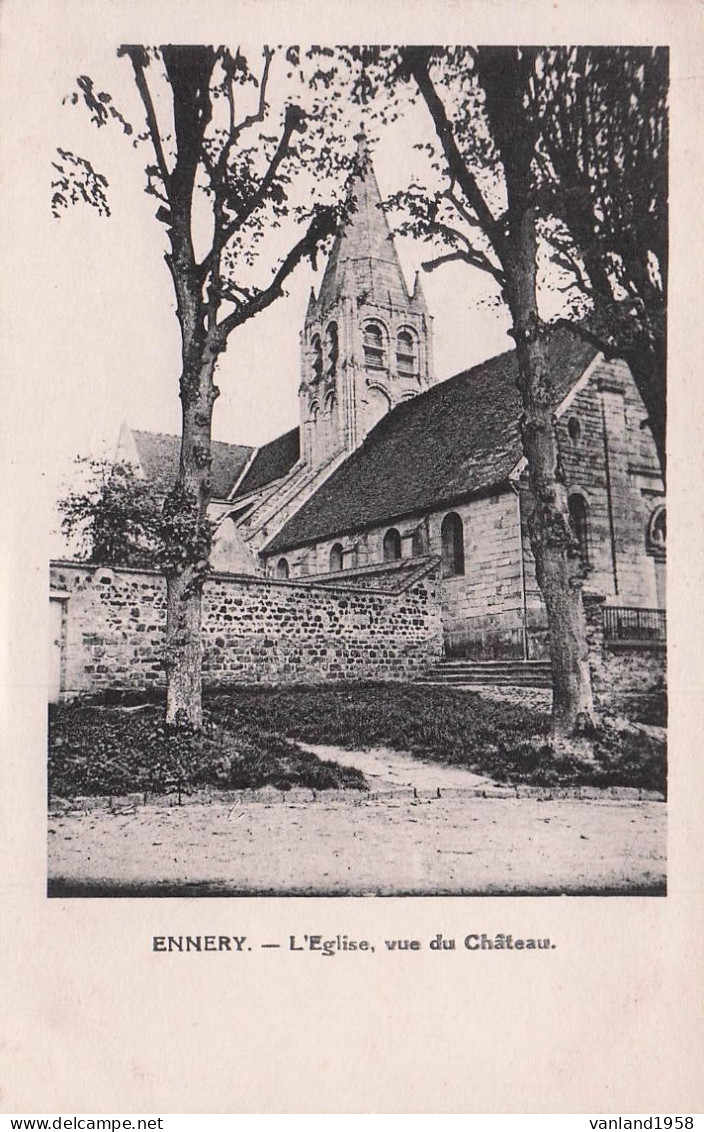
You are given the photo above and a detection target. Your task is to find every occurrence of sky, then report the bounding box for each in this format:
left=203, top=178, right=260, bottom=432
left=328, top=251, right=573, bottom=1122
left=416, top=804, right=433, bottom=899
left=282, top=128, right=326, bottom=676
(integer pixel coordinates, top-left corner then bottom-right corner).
left=31, top=40, right=516, bottom=555
left=3, top=1, right=693, bottom=571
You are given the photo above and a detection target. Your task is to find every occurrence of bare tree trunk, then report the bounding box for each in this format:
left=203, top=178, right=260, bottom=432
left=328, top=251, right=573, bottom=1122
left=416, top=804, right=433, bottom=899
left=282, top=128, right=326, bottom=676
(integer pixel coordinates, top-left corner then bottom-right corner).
left=461, top=48, right=597, bottom=738
left=505, top=215, right=596, bottom=737
left=518, top=408, right=596, bottom=735
left=163, top=351, right=219, bottom=728
left=165, top=570, right=204, bottom=726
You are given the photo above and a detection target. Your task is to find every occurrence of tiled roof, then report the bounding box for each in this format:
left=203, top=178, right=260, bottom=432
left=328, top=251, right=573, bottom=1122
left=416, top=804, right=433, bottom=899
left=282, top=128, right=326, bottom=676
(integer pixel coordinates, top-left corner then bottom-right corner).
left=233, top=427, right=300, bottom=498
left=265, top=328, right=596, bottom=554
left=132, top=430, right=254, bottom=500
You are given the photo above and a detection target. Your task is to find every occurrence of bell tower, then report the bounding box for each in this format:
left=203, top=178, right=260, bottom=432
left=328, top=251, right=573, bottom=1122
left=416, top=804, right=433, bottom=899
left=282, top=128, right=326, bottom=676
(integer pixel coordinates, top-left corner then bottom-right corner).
left=299, top=132, right=434, bottom=468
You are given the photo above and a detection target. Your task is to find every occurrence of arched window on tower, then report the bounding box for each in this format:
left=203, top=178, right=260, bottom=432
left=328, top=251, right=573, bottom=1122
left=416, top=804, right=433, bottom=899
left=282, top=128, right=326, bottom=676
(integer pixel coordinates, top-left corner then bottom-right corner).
left=568, top=493, right=590, bottom=568
left=325, top=322, right=339, bottom=379
left=383, top=528, right=402, bottom=562
left=646, top=505, right=666, bottom=607
left=363, top=321, right=387, bottom=371
left=275, top=557, right=290, bottom=580
left=647, top=505, right=666, bottom=555
left=440, top=512, right=465, bottom=578
left=329, top=543, right=344, bottom=572
left=396, top=328, right=418, bottom=377
left=311, top=334, right=323, bottom=383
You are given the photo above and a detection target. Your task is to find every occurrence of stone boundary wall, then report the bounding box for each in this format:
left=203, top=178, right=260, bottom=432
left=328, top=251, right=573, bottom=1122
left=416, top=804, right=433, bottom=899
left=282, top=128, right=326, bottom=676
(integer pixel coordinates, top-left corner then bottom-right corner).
left=583, top=593, right=666, bottom=696
left=49, top=560, right=443, bottom=698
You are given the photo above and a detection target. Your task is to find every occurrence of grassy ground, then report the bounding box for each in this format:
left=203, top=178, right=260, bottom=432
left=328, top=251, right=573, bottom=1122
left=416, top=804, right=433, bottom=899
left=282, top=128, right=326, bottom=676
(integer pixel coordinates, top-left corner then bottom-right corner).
left=48, top=682, right=667, bottom=801
left=48, top=702, right=367, bottom=801
left=207, top=682, right=667, bottom=794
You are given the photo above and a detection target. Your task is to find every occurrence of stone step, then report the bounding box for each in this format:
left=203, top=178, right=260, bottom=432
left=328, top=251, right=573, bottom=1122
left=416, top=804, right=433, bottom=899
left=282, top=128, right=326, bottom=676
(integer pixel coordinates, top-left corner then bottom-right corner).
left=418, top=676, right=553, bottom=687
left=436, top=661, right=552, bottom=670
left=418, top=658, right=553, bottom=688
left=437, top=660, right=550, bottom=669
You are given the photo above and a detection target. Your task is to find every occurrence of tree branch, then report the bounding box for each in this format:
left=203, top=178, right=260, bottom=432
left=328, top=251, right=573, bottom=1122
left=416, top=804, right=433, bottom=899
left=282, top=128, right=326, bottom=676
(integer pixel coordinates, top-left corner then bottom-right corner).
left=118, top=46, right=171, bottom=197
left=231, top=47, right=274, bottom=143
left=444, top=185, right=484, bottom=229
left=212, top=206, right=337, bottom=347
left=400, top=47, right=502, bottom=247
left=421, top=247, right=505, bottom=284
left=199, top=102, right=304, bottom=282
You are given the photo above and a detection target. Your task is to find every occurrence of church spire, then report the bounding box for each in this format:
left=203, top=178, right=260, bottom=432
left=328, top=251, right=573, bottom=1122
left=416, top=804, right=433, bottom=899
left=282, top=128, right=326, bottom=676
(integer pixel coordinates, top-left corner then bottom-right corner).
left=300, top=133, right=435, bottom=469
left=315, top=131, right=410, bottom=314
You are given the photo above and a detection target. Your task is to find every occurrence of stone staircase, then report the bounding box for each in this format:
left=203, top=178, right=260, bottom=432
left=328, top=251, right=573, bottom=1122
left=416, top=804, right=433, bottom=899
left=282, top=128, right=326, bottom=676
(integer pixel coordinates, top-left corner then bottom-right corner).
left=418, top=658, right=553, bottom=688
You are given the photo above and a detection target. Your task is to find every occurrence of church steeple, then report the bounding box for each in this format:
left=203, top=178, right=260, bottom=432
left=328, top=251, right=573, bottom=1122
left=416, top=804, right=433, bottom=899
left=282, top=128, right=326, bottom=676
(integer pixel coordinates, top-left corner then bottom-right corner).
left=300, top=132, right=435, bottom=468
left=316, top=130, right=411, bottom=316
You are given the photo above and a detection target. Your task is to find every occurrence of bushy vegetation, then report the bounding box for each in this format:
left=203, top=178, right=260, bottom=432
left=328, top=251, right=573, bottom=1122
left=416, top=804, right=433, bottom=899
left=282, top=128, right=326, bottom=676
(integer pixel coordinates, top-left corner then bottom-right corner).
left=48, top=703, right=367, bottom=801
left=49, top=683, right=666, bottom=802
left=57, top=458, right=164, bottom=568
left=603, top=691, right=667, bottom=729
left=207, top=683, right=667, bottom=795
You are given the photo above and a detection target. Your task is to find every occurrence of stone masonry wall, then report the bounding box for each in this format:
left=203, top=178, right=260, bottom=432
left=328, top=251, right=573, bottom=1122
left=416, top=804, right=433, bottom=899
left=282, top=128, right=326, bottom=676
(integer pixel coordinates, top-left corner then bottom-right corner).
left=275, top=492, right=526, bottom=659
left=262, top=354, right=664, bottom=662
left=50, top=560, right=443, bottom=698
left=583, top=592, right=666, bottom=697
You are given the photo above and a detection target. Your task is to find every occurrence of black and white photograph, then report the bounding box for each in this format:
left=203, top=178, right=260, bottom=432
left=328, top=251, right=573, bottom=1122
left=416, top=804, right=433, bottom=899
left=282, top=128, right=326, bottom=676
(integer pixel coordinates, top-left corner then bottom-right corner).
left=2, top=0, right=703, bottom=1117
left=43, top=39, right=668, bottom=898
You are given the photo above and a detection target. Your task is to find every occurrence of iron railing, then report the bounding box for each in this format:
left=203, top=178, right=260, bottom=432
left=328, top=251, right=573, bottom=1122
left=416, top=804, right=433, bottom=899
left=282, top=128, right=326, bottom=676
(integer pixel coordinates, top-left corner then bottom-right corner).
left=603, top=606, right=666, bottom=645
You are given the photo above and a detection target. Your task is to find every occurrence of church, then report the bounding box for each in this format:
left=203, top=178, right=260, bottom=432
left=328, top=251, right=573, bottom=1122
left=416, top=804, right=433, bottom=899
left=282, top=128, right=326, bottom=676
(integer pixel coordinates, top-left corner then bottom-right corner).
left=116, top=149, right=666, bottom=661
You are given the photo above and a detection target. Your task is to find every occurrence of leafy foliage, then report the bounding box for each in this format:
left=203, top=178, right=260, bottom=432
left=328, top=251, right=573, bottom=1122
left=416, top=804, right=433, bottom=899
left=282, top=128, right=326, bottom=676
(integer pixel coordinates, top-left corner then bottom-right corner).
left=57, top=458, right=164, bottom=568
left=535, top=47, right=668, bottom=471
left=51, top=148, right=111, bottom=217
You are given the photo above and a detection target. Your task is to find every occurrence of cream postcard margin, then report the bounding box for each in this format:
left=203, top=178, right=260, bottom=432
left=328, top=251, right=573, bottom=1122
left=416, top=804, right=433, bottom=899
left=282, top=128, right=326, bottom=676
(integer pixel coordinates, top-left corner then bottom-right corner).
left=1, top=0, right=703, bottom=1115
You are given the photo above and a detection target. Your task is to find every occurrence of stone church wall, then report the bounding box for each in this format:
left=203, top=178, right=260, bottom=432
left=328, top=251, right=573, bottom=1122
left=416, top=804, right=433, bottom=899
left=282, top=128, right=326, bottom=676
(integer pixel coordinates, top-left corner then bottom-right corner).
left=261, top=358, right=664, bottom=661
left=555, top=356, right=664, bottom=609
left=49, top=560, right=443, bottom=699
left=430, top=492, right=525, bottom=658
left=277, top=491, right=526, bottom=658
left=519, top=356, right=665, bottom=657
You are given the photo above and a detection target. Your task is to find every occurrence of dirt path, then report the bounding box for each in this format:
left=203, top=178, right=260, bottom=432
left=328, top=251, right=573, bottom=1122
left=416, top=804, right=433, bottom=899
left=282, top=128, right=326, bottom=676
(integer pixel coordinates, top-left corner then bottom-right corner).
left=301, top=742, right=502, bottom=793
left=48, top=783, right=666, bottom=897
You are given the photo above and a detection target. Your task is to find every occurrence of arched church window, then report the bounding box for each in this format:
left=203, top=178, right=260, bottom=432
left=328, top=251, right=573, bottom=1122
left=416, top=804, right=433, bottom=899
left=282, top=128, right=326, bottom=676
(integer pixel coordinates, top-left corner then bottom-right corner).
left=311, top=334, right=323, bottom=383
left=383, top=528, right=402, bottom=562
left=646, top=505, right=666, bottom=557
left=568, top=493, right=590, bottom=568
left=647, top=505, right=666, bottom=607
left=329, top=543, right=344, bottom=572
left=275, top=557, right=290, bottom=580
left=325, top=322, right=339, bottom=379
left=440, top=512, right=465, bottom=578
left=363, top=321, right=387, bottom=371
left=309, top=400, right=320, bottom=424
left=396, top=328, right=418, bottom=377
